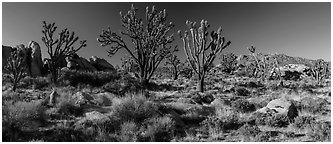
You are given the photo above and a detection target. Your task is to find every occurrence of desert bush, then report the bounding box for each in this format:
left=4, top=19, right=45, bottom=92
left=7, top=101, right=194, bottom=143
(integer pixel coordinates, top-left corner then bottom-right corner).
left=111, top=93, right=158, bottom=123
left=254, top=112, right=290, bottom=127
left=235, top=87, right=251, bottom=96
left=42, top=126, right=88, bottom=142
left=21, top=76, right=50, bottom=90
left=306, top=121, right=331, bottom=142
left=140, top=116, right=176, bottom=142
left=238, top=123, right=261, bottom=141
left=232, top=99, right=256, bottom=113
left=298, top=97, right=329, bottom=114
left=103, top=74, right=143, bottom=95
left=292, top=115, right=316, bottom=129
left=254, top=131, right=280, bottom=142
left=120, top=121, right=138, bottom=142
left=219, top=53, right=238, bottom=74
left=59, top=69, right=120, bottom=87
left=2, top=100, right=47, bottom=141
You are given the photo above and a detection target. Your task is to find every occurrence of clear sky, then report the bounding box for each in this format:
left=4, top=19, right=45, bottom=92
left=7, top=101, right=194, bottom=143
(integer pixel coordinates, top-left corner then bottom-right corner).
left=2, top=2, right=331, bottom=66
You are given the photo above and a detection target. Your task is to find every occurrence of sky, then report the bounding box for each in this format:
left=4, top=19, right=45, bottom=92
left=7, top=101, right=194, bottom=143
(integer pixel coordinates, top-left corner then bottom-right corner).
left=2, top=2, right=331, bottom=66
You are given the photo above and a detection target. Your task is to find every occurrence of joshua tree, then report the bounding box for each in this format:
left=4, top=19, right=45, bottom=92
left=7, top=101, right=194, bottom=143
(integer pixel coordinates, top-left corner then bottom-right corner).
left=165, top=54, right=183, bottom=80
left=97, top=4, right=177, bottom=85
left=178, top=20, right=231, bottom=92
left=41, top=21, right=87, bottom=84
left=5, top=50, right=27, bottom=91
left=311, top=59, right=330, bottom=84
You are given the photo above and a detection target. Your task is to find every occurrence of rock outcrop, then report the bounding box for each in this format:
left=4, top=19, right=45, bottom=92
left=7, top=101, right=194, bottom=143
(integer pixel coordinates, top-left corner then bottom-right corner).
left=28, top=41, right=44, bottom=77
left=256, top=98, right=298, bottom=120
left=66, top=54, right=97, bottom=72
left=270, top=64, right=311, bottom=80
left=2, top=45, right=13, bottom=73
left=89, top=56, right=116, bottom=72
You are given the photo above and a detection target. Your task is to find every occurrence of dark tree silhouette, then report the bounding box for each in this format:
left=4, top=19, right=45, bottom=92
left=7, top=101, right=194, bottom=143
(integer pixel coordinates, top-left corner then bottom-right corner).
left=41, top=21, right=87, bottom=84
left=97, top=4, right=177, bottom=85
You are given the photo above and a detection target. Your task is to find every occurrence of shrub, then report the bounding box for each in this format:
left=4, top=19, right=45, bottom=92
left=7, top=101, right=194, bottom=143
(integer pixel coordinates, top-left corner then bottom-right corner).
left=265, top=114, right=290, bottom=127
left=21, top=76, right=50, bottom=90
left=120, top=121, right=138, bottom=142
left=111, top=93, right=158, bottom=123
left=238, top=123, right=261, bottom=141
left=299, top=97, right=329, bottom=114
left=59, top=69, right=120, bottom=87
left=235, top=87, right=251, bottom=96
left=254, top=131, right=280, bottom=142
left=254, top=112, right=290, bottom=127
left=292, top=115, right=316, bottom=129
left=103, top=74, right=143, bottom=95
left=2, top=100, right=47, bottom=141
left=232, top=99, right=256, bottom=113
left=306, top=121, right=331, bottom=142
left=141, top=116, right=176, bottom=142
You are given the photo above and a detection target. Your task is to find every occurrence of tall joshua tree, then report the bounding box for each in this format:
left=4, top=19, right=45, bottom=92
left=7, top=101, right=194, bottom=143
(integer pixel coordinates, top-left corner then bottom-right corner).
left=165, top=54, right=183, bottom=80
left=6, top=50, right=27, bottom=91
left=178, top=20, right=231, bottom=92
left=97, top=4, right=177, bottom=85
left=41, top=21, right=87, bottom=84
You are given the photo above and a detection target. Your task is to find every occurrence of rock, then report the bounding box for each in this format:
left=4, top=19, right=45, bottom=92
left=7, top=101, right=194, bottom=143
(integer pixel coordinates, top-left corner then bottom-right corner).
left=94, top=92, right=115, bottom=106
left=257, top=98, right=298, bottom=120
left=270, top=64, right=311, bottom=80
left=165, top=110, right=185, bottom=127
left=72, top=92, right=95, bottom=106
left=28, top=41, right=43, bottom=77
left=66, top=54, right=97, bottom=72
left=48, top=90, right=60, bottom=106
left=89, top=56, right=116, bottom=72
left=2, top=45, right=13, bottom=73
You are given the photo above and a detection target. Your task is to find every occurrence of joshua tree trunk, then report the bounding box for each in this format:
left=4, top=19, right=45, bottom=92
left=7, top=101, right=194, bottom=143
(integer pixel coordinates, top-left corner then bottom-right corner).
left=197, top=76, right=205, bottom=93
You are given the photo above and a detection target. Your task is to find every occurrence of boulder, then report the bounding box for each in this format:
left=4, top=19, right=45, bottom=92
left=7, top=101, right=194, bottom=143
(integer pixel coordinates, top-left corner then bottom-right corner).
left=72, top=92, right=95, bottom=106
left=66, top=54, right=97, bottom=72
left=270, top=64, right=311, bottom=80
left=256, top=98, right=298, bottom=120
left=2, top=45, right=13, bottom=73
left=89, top=56, right=116, bottom=72
left=94, top=92, right=115, bottom=106
left=28, top=41, right=43, bottom=77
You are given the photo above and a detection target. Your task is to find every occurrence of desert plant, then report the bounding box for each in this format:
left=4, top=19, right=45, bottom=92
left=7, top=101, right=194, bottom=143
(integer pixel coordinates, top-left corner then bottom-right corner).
left=232, top=99, right=256, bottom=113
left=306, top=121, right=331, bottom=142
left=98, top=4, right=177, bottom=85
left=120, top=55, right=140, bottom=74
left=111, top=93, right=158, bottom=123
left=120, top=121, right=138, bottom=142
left=310, top=59, right=330, bottom=84
left=219, top=53, right=238, bottom=74
left=165, top=54, right=183, bottom=80
left=178, top=20, right=231, bottom=92
left=41, top=21, right=87, bottom=84
left=142, top=116, right=176, bottom=142
left=238, top=123, right=261, bottom=141
left=2, top=100, right=47, bottom=141
left=292, top=115, right=316, bottom=129
left=5, top=50, right=27, bottom=91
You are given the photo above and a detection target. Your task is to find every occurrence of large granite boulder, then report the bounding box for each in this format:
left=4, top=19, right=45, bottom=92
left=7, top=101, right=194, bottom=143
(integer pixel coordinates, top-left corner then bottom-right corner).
left=66, top=54, right=97, bottom=72
left=89, top=56, right=116, bottom=72
left=270, top=64, right=311, bottom=80
left=28, top=41, right=43, bottom=77
left=256, top=98, right=298, bottom=120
